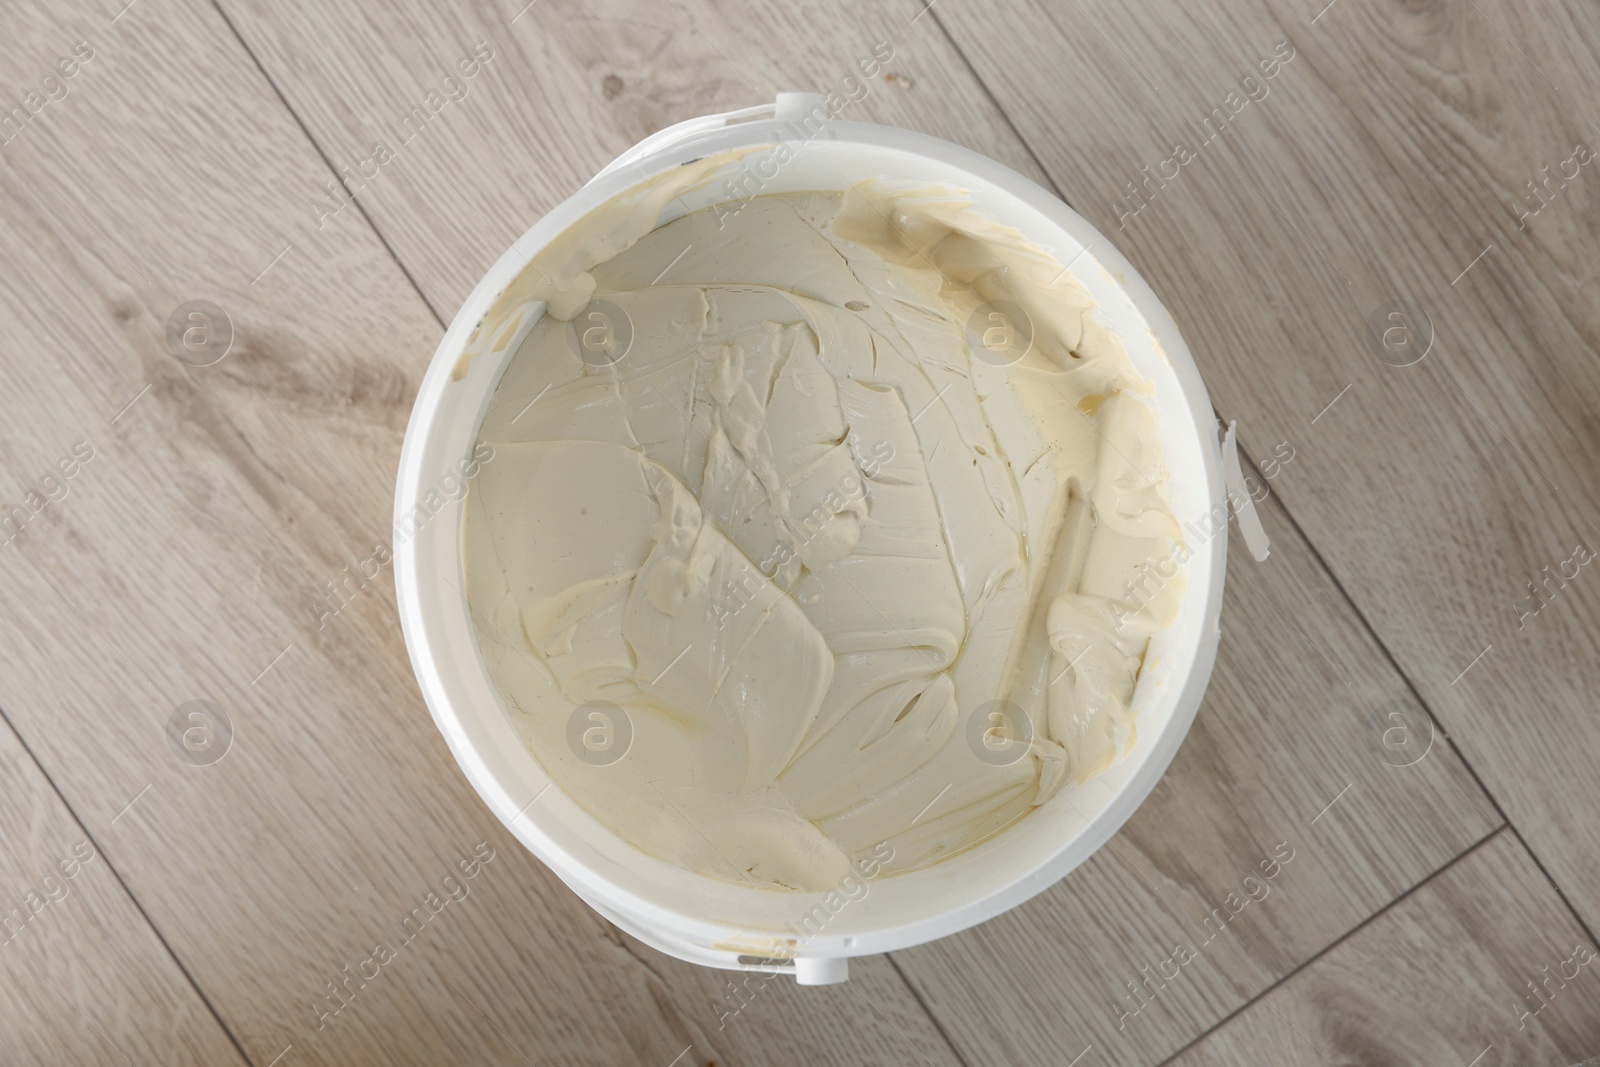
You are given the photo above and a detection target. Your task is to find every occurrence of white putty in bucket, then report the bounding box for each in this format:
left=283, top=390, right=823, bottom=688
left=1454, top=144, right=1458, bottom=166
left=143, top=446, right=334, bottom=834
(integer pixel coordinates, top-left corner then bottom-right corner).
left=462, top=171, right=1183, bottom=892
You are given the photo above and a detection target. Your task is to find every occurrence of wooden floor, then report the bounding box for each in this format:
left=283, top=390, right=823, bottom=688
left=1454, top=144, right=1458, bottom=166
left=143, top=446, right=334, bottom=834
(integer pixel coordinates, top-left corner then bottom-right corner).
left=1, top=0, right=1597, bottom=1063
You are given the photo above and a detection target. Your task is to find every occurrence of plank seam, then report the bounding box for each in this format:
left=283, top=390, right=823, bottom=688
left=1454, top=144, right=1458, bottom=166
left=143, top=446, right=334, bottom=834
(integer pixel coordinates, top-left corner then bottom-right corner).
left=886, top=952, right=977, bottom=1067
left=0, top=700, right=258, bottom=1067
left=203, top=0, right=451, bottom=334
left=1153, top=823, right=1507, bottom=1066
left=1230, top=438, right=1600, bottom=956
left=923, top=4, right=1074, bottom=207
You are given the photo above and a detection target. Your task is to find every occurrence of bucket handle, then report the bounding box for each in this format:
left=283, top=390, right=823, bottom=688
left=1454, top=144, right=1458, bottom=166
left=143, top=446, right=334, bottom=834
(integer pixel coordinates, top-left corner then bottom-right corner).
left=572, top=883, right=851, bottom=984
left=589, top=93, right=826, bottom=184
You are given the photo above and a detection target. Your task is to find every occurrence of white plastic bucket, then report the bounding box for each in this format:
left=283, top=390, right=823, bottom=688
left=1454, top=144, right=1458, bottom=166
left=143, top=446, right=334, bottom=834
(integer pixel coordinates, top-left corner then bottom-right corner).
left=394, top=94, right=1226, bottom=985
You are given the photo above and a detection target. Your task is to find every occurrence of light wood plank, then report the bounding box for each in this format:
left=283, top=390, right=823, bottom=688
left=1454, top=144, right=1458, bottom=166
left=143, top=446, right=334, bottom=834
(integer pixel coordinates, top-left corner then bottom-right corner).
left=213, top=0, right=1054, bottom=319
left=1172, top=832, right=1600, bottom=1065
left=0, top=720, right=247, bottom=1065
left=0, top=1, right=960, bottom=1064
left=928, top=0, right=1600, bottom=937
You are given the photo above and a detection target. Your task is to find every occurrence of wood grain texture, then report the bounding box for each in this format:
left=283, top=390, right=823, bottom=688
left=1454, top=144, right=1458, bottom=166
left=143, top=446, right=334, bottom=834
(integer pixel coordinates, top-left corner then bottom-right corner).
left=1172, top=832, right=1600, bottom=1065
left=0, top=1, right=960, bottom=1064
left=0, top=721, right=247, bottom=1066
left=928, top=0, right=1600, bottom=935
left=213, top=0, right=1054, bottom=320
